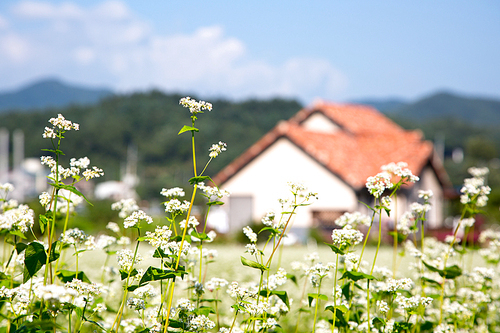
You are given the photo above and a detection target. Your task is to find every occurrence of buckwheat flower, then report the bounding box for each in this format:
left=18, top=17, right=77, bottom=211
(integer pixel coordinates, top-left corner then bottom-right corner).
left=381, top=196, right=392, bottom=208
left=418, top=190, right=433, bottom=201
left=42, top=127, right=56, bottom=139
left=206, top=278, right=229, bottom=292
left=198, top=182, right=230, bottom=199
left=462, top=217, right=476, bottom=228
left=377, top=300, right=389, bottom=314
left=40, top=156, right=56, bottom=169
left=202, top=248, right=218, bottom=260
left=209, top=141, right=227, bottom=158
left=366, top=172, right=393, bottom=198
left=243, top=226, right=257, bottom=243
left=0, top=204, right=34, bottom=233
left=95, top=235, right=117, bottom=250
left=112, top=198, right=139, bottom=218
left=468, top=166, right=489, bottom=178
left=335, top=211, right=371, bottom=228
left=117, top=249, right=142, bottom=271
left=179, top=216, right=199, bottom=229
left=123, top=210, right=153, bottom=228
left=207, top=230, right=217, bottom=242
left=179, top=96, right=213, bottom=114
left=161, top=241, right=190, bottom=258
left=161, top=187, right=185, bottom=198
left=245, top=243, right=258, bottom=255
left=306, top=262, right=335, bottom=287
left=164, top=199, right=190, bottom=214
left=60, top=228, right=88, bottom=245
left=261, top=211, right=276, bottom=227
left=382, top=161, right=420, bottom=182
left=434, top=323, right=455, bottom=333
left=65, top=279, right=103, bottom=300
left=397, top=211, right=414, bottom=235
left=331, top=226, right=364, bottom=250
left=410, top=202, right=430, bottom=214
left=266, top=268, right=287, bottom=290
left=106, top=221, right=121, bottom=233
left=127, top=297, right=145, bottom=311
left=189, top=314, right=215, bottom=331
left=176, top=298, right=195, bottom=312
left=93, top=303, right=106, bottom=313
left=385, top=278, right=413, bottom=292
left=48, top=114, right=79, bottom=131
left=134, top=284, right=157, bottom=299
left=305, top=252, right=320, bottom=263
left=82, top=166, right=104, bottom=180
left=39, top=192, right=51, bottom=207
left=145, top=226, right=172, bottom=249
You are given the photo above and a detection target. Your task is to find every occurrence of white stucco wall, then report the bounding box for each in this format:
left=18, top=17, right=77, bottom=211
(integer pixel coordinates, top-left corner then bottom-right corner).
left=419, top=166, right=444, bottom=228
left=221, top=138, right=358, bottom=231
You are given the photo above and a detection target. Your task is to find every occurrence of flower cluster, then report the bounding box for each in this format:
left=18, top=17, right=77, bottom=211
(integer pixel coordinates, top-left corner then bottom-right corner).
left=123, top=210, right=154, bottom=228
left=331, top=226, right=364, bottom=250
left=460, top=167, right=491, bottom=207
left=208, top=141, right=227, bottom=158
left=42, top=114, right=79, bottom=139
left=179, top=96, right=213, bottom=114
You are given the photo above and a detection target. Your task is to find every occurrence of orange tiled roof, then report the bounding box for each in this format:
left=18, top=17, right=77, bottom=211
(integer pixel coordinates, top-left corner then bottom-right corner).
left=213, top=101, right=446, bottom=190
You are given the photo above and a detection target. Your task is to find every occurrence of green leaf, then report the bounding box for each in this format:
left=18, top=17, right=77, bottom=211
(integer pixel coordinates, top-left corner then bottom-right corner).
left=56, top=270, right=91, bottom=283
left=206, top=200, right=224, bottom=206
left=325, top=304, right=349, bottom=327
left=307, top=293, right=328, bottom=307
left=194, top=306, right=215, bottom=316
left=286, top=273, right=298, bottom=286
left=23, top=242, right=47, bottom=283
left=9, top=230, right=26, bottom=239
left=190, top=231, right=210, bottom=241
left=41, top=148, right=65, bottom=155
left=372, top=317, right=386, bottom=330
left=240, top=256, right=268, bottom=272
left=325, top=243, right=345, bottom=255
left=342, top=283, right=351, bottom=301
left=54, top=183, right=93, bottom=206
left=421, top=276, right=441, bottom=286
left=15, top=242, right=28, bottom=254
left=341, top=271, right=376, bottom=282
left=39, top=214, right=50, bottom=234
left=178, top=125, right=199, bottom=135
left=139, top=266, right=181, bottom=284
left=189, top=176, right=211, bottom=185
left=422, top=261, right=462, bottom=279
left=49, top=241, right=60, bottom=263
left=120, top=268, right=138, bottom=280
left=259, top=290, right=290, bottom=308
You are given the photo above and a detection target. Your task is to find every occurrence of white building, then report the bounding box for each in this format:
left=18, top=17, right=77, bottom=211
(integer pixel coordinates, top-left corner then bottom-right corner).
left=213, top=101, right=451, bottom=238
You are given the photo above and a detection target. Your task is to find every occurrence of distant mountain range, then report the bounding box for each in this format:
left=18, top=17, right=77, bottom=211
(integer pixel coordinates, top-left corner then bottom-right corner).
left=0, top=78, right=113, bottom=112
left=354, top=91, right=500, bottom=127
left=0, top=78, right=499, bottom=127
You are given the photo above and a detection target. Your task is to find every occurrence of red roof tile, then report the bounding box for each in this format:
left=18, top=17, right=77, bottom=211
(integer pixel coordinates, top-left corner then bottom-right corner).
left=213, top=101, right=450, bottom=190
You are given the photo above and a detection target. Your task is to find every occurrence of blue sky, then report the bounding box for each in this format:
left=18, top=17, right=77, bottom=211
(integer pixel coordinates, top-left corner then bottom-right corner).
left=0, top=0, right=498, bottom=104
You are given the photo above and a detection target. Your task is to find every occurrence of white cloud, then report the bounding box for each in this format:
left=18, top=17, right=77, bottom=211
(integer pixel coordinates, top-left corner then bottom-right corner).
left=1, top=0, right=348, bottom=102
left=0, top=14, right=8, bottom=29
left=0, top=33, right=30, bottom=62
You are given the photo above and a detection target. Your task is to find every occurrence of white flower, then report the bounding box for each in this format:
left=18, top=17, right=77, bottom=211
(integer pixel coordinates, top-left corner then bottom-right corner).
left=179, top=96, right=213, bottom=114
left=335, top=212, right=371, bottom=228
left=198, top=182, right=230, bottom=199
left=161, top=187, right=185, bottom=198
left=189, top=315, right=215, bottom=331
left=164, top=199, right=190, bottom=214
left=123, top=210, right=153, bottom=228
left=208, top=141, right=227, bottom=158
left=82, top=166, right=104, bottom=180
left=106, top=221, right=121, bottom=233
left=366, top=172, right=393, bottom=198
left=117, top=249, right=143, bottom=271
left=243, top=226, right=258, bottom=243
left=145, top=226, right=172, bottom=249
left=331, top=226, right=364, bottom=249
left=111, top=199, right=139, bottom=218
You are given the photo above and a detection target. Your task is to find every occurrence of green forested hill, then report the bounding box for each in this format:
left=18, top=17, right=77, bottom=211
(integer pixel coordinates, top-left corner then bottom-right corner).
left=0, top=91, right=302, bottom=198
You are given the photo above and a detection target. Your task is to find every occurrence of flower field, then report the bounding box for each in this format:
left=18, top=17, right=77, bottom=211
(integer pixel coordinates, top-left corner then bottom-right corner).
left=0, top=97, right=498, bottom=333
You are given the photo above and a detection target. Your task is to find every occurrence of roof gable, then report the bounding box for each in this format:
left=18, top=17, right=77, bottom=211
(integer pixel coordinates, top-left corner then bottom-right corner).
left=213, top=101, right=448, bottom=190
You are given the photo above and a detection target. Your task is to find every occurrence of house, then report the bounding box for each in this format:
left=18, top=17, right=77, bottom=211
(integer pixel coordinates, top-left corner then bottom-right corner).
left=212, top=101, right=452, bottom=239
